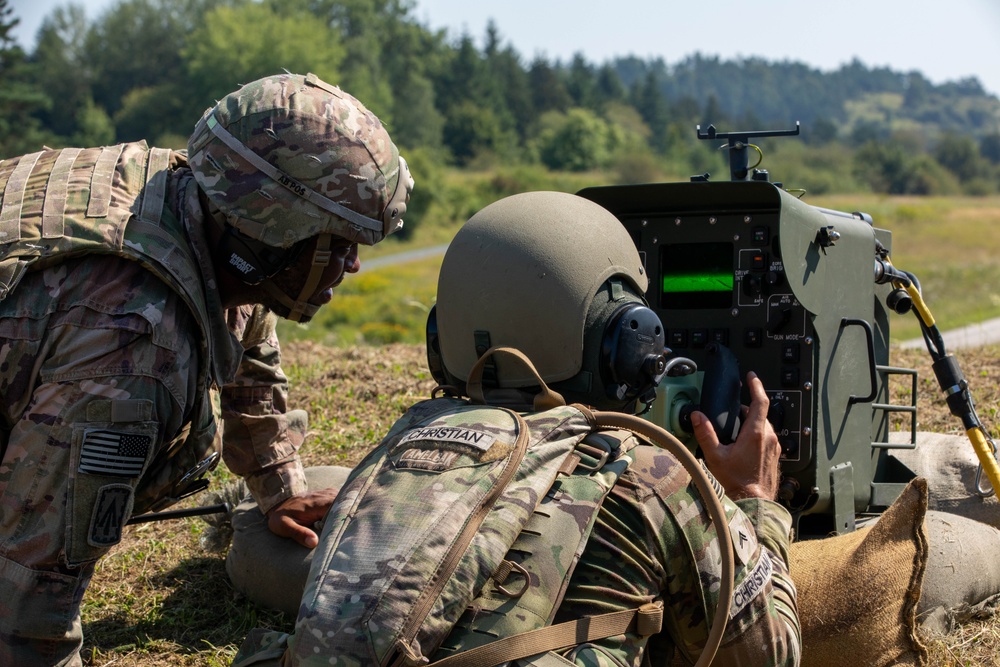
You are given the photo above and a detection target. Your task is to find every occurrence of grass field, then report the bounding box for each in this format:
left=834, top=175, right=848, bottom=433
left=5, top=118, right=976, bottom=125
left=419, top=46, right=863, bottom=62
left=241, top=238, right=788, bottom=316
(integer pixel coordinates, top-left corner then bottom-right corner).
left=808, top=194, right=1000, bottom=341
left=80, top=341, right=1000, bottom=666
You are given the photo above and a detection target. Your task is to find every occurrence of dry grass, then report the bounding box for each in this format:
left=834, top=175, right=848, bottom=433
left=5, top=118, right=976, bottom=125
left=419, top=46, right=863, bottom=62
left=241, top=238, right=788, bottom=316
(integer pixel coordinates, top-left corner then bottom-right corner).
left=888, top=345, right=1000, bottom=666
left=82, top=342, right=1000, bottom=665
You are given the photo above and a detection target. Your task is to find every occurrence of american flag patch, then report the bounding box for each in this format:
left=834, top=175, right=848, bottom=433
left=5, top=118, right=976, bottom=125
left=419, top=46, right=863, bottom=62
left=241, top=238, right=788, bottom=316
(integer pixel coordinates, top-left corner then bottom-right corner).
left=79, top=430, right=152, bottom=477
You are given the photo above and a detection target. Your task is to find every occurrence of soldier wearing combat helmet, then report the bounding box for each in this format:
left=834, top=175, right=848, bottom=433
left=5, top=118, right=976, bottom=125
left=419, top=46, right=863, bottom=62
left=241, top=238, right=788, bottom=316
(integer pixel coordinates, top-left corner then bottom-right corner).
left=433, top=191, right=800, bottom=665
left=232, top=191, right=798, bottom=667
left=0, top=72, right=412, bottom=666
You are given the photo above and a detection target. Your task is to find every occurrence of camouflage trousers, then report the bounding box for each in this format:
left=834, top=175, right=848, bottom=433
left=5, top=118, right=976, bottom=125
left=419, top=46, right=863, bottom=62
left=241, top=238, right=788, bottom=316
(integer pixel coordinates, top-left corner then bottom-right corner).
left=0, top=258, right=196, bottom=666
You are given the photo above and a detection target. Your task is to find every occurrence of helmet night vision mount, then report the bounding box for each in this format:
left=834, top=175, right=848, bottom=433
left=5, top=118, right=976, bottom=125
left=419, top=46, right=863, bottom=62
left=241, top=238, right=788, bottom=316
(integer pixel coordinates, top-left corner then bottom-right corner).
left=579, top=123, right=924, bottom=536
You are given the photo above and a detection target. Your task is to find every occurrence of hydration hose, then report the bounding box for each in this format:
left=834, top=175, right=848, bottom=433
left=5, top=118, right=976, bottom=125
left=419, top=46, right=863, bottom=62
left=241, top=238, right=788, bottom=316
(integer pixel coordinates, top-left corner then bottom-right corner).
left=876, top=254, right=1000, bottom=497
left=467, top=347, right=735, bottom=667
left=590, top=409, right=734, bottom=667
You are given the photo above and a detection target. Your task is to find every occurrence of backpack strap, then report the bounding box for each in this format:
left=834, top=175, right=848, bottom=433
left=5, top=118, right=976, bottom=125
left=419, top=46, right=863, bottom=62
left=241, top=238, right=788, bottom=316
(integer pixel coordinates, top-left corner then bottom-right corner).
left=434, top=431, right=640, bottom=663
left=138, top=147, right=172, bottom=226
left=429, top=601, right=664, bottom=667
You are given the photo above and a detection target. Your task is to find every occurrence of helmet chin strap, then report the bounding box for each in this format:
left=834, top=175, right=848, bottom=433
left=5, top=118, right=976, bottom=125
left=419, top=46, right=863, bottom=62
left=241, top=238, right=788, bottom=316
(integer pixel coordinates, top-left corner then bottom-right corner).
left=261, top=233, right=333, bottom=323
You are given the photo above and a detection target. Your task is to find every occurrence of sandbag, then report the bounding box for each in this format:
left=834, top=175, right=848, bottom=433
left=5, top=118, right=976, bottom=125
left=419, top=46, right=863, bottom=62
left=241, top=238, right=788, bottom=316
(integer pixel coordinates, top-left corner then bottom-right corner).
left=917, top=509, right=1000, bottom=636
left=226, top=466, right=349, bottom=616
left=790, top=477, right=929, bottom=667
left=890, top=431, right=1000, bottom=529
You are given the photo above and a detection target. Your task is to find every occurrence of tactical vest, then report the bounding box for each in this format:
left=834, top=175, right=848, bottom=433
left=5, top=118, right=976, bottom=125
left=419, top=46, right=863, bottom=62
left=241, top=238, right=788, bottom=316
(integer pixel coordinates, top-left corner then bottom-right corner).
left=285, top=394, right=664, bottom=667
left=0, top=142, right=223, bottom=513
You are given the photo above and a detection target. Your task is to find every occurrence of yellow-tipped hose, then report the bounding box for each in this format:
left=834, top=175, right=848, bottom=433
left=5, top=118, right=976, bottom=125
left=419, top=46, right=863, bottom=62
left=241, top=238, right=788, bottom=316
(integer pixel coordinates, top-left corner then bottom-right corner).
left=884, top=257, right=1000, bottom=497
left=898, top=280, right=935, bottom=329
left=967, top=427, right=1000, bottom=498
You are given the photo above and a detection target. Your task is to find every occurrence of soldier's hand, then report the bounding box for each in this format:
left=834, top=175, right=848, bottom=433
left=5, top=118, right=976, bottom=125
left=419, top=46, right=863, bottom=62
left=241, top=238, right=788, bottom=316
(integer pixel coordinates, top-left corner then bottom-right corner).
left=266, top=488, right=339, bottom=548
left=692, top=371, right=781, bottom=501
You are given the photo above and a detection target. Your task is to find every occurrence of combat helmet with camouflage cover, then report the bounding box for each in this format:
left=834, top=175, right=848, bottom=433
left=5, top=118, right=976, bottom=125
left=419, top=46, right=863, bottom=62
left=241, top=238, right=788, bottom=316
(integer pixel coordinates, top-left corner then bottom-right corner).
left=187, top=72, right=414, bottom=322
left=429, top=191, right=667, bottom=411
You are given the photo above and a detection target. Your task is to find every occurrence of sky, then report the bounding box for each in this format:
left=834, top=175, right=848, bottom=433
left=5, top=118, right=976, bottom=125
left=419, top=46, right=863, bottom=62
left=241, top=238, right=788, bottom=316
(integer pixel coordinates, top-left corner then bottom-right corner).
left=8, top=0, right=1000, bottom=99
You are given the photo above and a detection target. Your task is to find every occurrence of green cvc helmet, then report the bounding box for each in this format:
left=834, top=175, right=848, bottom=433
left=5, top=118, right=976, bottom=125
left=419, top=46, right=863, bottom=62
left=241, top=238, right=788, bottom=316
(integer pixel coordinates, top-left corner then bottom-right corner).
left=430, top=191, right=667, bottom=411
left=187, top=72, right=414, bottom=321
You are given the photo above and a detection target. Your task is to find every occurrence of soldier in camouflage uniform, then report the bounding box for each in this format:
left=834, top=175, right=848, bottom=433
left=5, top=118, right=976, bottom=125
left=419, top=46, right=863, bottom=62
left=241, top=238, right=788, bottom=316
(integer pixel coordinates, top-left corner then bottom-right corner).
left=0, top=72, right=413, bottom=666
left=234, top=191, right=798, bottom=666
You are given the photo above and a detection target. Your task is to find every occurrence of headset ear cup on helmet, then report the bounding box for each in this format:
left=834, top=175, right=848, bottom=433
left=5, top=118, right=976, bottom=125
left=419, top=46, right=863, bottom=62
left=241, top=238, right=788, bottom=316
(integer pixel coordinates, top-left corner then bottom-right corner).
left=216, top=226, right=298, bottom=286
left=601, top=303, right=667, bottom=402
left=425, top=305, right=470, bottom=392
left=425, top=305, right=448, bottom=386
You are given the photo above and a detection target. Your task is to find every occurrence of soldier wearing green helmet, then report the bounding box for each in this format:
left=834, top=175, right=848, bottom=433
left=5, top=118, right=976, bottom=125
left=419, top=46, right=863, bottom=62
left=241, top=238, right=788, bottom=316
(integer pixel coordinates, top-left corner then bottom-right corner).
left=229, top=191, right=798, bottom=667
left=0, top=72, right=412, bottom=666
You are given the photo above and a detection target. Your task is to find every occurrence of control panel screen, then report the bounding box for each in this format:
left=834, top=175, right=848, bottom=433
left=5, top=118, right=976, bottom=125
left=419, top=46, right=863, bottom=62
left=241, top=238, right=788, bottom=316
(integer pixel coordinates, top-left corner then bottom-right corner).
left=660, top=242, right=734, bottom=309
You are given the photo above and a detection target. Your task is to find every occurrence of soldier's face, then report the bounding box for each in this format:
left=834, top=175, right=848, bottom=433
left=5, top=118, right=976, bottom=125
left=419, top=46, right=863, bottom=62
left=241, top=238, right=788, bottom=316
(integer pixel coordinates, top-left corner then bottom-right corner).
left=308, top=237, right=360, bottom=306
left=266, top=235, right=360, bottom=312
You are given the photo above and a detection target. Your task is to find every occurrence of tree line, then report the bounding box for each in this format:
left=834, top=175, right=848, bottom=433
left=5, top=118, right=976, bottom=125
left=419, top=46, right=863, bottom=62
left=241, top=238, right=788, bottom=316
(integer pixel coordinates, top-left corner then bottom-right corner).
left=3, top=0, right=1000, bottom=197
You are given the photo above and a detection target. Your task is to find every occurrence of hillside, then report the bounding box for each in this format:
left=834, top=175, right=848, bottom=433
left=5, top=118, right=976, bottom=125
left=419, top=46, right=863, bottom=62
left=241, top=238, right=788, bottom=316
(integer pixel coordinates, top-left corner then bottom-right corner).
left=3, top=0, right=1000, bottom=199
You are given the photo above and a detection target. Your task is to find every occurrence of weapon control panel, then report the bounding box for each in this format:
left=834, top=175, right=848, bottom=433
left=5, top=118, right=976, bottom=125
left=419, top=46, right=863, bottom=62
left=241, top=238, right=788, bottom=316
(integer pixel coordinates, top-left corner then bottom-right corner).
left=580, top=179, right=893, bottom=524
left=588, top=184, right=814, bottom=466
left=653, top=219, right=812, bottom=465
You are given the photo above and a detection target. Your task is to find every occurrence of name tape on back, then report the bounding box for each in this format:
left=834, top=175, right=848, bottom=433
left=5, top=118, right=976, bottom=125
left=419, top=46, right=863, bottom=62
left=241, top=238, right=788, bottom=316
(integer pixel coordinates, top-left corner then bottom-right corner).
left=397, top=426, right=497, bottom=451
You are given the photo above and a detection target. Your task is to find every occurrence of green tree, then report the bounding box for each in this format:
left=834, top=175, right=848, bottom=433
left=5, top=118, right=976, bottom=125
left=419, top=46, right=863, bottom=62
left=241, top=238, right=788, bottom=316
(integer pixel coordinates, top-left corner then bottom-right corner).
left=536, top=108, right=621, bottom=171
left=702, top=94, right=727, bottom=126
left=595, top=64, right=625, bottom=107
left=73, top=97, right=115, bottom=146
left=981, top=134, right=1000, bottom=165
left=934, top=133, right=985, bottom=182
left=386, top=72, right=444, bottom=150
left=0, top=0, right=50, bottom=156
left=805, top=118, right=839, bottom=145
left=480, top=23, right=530, bottom=142
left=854, top=139, right=958, bottom=195
left=84, top=0, right=191, bottom=120
left=183, top=1, right=344, bottom=107
left=487, top=45, right=533, bottom=141
left=437, top=34, right=488, bottom=111
left=630, top=70, right=669, bottom=150
left=441, top=99, right=514, bottom=165
left=378, top=9, right=447, bottom=150
left=528, top=57, right=571, bottom=114
left=565, top=53, right=596, bottom=109
left=28, top=5, right=89, bottom=142
left=313, top=0, right=415, bottom=122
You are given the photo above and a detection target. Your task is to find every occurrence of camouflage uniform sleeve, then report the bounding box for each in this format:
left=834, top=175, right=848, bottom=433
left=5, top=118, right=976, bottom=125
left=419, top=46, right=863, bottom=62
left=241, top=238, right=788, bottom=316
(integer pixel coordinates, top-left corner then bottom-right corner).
left=553, top=442, right=800, bottom=667
left=0, top=257, right=200, bottom=665
left=635, top=448, right=799, bottom=667
left=220, top=305, right=307, bottom=513
left=648, top=463, right=800, bottom=667
left=711, top=497, right=801, bottom=666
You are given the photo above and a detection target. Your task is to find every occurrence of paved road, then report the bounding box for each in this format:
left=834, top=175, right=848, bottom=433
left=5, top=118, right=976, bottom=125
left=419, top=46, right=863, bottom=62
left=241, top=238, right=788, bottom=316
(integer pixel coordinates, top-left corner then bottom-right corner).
left=899, top=316, right=1000, bottom=350
left=361, top=243, right=450, bottom=271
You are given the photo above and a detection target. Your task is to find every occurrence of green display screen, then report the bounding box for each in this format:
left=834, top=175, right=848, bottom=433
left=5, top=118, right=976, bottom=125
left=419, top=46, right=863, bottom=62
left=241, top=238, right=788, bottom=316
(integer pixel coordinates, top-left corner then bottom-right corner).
left=660, top=242, right=734, bottom=309
left=662, top=272, right=734, bottom=293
